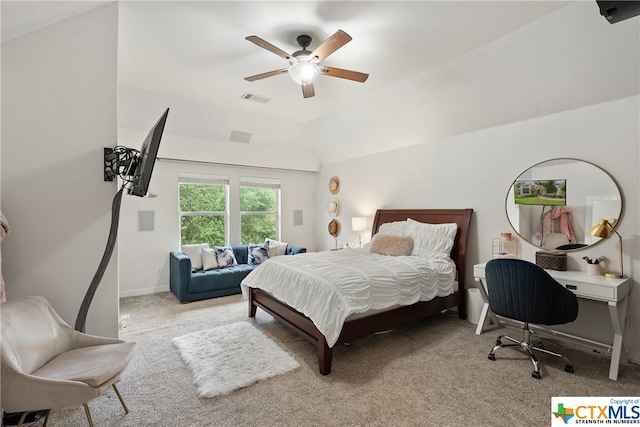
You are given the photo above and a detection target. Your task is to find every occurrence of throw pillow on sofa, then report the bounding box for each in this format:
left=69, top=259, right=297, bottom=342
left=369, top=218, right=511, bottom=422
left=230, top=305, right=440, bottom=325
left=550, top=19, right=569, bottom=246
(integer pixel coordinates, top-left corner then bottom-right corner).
left=201, top=248, right=219, bottom=271
left=215, top=246, right=238, bottom=268
left=182, top=243, right=210, bottom=271
left=264, top=239, right=288, bottom=257
left=248, top=243, right=269, bottom=265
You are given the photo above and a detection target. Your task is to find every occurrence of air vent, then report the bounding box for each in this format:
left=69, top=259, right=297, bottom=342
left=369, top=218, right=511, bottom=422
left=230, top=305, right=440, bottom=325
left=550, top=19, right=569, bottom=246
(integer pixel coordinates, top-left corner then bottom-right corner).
left=241, top=92, right=272, bottom=104
left=229, top=130, right=252, bottom=143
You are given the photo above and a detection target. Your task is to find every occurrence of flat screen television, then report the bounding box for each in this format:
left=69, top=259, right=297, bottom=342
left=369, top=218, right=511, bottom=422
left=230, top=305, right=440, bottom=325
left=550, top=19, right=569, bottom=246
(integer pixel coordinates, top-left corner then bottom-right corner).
left=127, top=108, right=169, bottom=197
left=514, top=179, right=566, bottom=206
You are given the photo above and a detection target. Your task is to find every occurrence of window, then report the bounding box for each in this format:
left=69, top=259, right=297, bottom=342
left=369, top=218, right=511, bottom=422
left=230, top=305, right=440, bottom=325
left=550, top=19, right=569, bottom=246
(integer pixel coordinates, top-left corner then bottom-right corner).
left=179, top=177, right=228, bottom=246
left=239, top=177, right=280, bottom=245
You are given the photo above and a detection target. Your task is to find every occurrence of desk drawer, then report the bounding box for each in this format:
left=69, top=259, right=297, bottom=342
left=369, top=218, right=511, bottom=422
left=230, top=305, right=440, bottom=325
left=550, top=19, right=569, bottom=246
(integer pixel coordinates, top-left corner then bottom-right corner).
left=557, top=280, right=614, bottom=300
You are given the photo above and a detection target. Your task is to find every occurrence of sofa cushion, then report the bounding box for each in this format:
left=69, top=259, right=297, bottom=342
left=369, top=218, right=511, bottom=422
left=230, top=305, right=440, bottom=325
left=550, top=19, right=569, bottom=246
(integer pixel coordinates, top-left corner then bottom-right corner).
left=265, top=239, right=288, bottom=257
left=189, top=264, right=255, bottom=294
left=248, top=243, right=269, bottom=265
left=215, top=246, right=238, bottom=268
left=201, top=248, right=219, bottom=271
left=181, top=243, right=210, bottom=271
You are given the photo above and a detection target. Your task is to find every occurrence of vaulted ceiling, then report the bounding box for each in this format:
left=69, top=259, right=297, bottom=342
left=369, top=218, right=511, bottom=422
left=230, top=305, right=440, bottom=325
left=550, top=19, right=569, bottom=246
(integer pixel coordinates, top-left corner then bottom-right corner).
left=3, top=1, right=639, bottom=165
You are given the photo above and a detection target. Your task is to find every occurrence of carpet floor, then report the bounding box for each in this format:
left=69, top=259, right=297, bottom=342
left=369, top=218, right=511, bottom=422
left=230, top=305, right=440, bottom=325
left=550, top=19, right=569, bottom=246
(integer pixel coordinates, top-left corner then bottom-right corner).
left=45, top=292, right=640, bottom=427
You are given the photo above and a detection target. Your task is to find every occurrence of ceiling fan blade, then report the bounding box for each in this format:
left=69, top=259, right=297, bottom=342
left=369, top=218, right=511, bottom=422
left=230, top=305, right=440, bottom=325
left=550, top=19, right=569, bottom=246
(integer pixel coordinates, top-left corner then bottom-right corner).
left=244, top=69, right=288, bottom=82
left=302, top=83, right=315, bottom=98
left=320, top=66, right=369, bottom=83
left=310, top=30, right=352, bottom=62
left=245, top=36, right=291, bottom=60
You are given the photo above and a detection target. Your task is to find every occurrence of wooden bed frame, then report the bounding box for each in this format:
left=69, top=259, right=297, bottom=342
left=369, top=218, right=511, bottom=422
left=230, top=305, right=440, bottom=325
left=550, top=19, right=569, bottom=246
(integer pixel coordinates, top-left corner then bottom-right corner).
left=248, top=208, right=473, bottom=375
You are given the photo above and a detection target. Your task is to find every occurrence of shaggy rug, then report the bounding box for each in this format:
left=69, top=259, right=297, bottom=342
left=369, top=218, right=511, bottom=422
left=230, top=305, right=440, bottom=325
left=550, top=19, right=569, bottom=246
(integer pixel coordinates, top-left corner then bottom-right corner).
left=172, top=321, right=299, bottom=398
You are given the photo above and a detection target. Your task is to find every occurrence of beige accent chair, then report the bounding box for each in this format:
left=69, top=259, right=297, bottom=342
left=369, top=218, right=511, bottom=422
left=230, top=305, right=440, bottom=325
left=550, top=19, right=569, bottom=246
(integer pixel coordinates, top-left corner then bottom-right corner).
left=1, top=296, right=136, bottom=426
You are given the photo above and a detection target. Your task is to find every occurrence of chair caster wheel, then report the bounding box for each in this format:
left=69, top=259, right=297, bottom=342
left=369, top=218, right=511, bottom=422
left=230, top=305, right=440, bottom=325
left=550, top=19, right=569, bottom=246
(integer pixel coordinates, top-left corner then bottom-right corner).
left=533, top=341, right=544, bottom=349
left=565, top=365, right=574, bottom=373
left=488, top=353, right=496, bottom=361
left=532, top=371, right=541, bottom=379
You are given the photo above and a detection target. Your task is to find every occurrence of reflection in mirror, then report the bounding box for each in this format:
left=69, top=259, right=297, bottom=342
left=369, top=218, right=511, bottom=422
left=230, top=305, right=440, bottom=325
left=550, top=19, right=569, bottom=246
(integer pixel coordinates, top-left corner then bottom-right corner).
left=505, top=159, right=622, bottom=251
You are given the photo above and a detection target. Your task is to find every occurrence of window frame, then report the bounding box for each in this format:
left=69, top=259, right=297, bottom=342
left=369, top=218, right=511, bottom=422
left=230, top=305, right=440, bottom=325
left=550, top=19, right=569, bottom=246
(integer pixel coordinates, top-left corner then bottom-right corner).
left=178, top=175, right=229, bottom=246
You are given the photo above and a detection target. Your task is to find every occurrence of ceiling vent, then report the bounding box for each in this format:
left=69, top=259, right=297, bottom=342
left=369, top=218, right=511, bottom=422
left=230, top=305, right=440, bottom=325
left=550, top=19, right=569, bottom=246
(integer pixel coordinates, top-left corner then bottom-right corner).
left=229, top=130, right=252, bottom=143
left=241, top=92, right=272, bottom=104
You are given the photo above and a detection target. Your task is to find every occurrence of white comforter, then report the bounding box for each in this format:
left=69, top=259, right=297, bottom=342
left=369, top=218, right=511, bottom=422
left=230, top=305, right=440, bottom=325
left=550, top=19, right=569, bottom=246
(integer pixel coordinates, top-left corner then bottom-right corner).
left=241, top=249, right=456, bottom=347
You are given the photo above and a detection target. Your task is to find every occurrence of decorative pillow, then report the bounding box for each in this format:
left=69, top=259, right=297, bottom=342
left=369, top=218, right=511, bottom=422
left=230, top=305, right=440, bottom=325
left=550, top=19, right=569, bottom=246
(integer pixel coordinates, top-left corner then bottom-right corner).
left=181, top=243, right=210, bottom=271
left=248, top=243, right=269, bottom=265
left=369, top=234, right=414, bottom=257
left=215, top=246, right=238, bottom=268
left=377, top=220, right=407, bottom=237
left=405, top=219, right=458, bottom=258
left=201, top=248, right=219, bottom=271
left=264, top=239, right=288, bottom=258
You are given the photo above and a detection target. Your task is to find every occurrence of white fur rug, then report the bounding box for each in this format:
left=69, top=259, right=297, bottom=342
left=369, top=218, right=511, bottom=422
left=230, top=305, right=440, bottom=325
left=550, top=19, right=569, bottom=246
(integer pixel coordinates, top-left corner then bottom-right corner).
left=172, top=321, right=299, bottom=398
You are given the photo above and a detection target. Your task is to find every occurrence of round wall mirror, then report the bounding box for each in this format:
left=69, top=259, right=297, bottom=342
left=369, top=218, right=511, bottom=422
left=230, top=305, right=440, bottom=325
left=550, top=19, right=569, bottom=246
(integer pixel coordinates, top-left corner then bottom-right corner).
left=505, top=158, right=622, bottom=251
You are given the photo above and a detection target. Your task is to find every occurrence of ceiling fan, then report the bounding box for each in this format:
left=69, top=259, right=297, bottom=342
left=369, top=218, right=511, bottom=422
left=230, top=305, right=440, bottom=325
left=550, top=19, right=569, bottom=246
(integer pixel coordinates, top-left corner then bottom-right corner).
left=244, top=30, right=369, bottom=98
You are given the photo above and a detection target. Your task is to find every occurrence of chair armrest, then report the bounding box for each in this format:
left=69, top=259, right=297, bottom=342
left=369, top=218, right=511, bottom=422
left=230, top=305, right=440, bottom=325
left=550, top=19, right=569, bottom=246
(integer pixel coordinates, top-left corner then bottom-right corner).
left=285, top=244, right=307, bottom=255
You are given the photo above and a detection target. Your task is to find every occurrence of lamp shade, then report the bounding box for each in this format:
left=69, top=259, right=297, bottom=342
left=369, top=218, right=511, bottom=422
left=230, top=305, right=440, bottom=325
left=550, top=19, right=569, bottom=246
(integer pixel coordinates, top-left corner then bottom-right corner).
left=352, top=216, right=371, bottom=232
left=588, top=219, right=613, bottom=239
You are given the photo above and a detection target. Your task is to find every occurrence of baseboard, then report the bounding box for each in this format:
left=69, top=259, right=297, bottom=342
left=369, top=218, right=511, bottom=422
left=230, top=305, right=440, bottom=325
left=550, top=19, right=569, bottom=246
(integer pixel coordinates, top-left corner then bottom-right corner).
left=119, top=285, right=169, bottom=298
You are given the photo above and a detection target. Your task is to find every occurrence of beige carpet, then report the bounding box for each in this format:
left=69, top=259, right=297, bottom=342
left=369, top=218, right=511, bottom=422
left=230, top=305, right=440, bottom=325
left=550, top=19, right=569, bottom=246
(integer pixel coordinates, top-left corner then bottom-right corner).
left=46, top=292, right=640, bottom=427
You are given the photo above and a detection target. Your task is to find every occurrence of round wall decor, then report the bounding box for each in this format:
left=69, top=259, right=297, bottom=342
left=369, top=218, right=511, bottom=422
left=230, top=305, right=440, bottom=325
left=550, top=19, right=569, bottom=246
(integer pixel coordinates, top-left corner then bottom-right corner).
left=327, top=198, right=340, bottom=217
left=328, top=219, right=340, bottom=237
left=328, top=176, right=340, bottom=194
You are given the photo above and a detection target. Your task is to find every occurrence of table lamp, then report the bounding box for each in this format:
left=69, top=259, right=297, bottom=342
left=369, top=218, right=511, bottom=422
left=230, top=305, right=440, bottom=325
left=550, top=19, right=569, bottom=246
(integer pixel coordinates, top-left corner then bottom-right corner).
left=588, top=218, right=624, bottom=278
left=352, top=216, right=372, bottom=247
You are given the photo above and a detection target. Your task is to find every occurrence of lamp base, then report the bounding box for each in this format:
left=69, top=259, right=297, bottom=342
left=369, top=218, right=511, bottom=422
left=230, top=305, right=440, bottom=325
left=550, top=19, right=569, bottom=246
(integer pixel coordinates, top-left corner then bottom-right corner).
left=604, top=272, right=625, bottom=279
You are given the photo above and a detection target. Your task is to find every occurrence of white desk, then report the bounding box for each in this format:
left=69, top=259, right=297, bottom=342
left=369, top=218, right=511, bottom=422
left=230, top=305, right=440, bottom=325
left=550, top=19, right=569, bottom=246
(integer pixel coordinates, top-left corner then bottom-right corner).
left=473, top=262, right=632, bottom=381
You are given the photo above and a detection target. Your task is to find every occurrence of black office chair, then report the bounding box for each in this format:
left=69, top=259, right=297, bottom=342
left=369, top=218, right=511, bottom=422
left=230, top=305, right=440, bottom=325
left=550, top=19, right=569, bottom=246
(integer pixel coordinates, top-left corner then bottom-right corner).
left=485, top=259, right=579, bottom=379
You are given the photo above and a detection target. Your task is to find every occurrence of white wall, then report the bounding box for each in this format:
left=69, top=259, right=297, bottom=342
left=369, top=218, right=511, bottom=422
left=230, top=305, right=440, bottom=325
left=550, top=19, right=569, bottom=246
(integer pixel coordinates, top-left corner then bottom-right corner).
left=116, top=148, right=317, bottom=297
left=1, top=4, right=120, bottom=337
left=315, top=96, right=640, bottom=362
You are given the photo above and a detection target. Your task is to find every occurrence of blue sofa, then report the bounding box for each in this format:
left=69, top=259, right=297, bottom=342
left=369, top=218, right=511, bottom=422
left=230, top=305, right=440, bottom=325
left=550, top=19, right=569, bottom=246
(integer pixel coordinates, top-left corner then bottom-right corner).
left=169, top=244, right=306, bottom=303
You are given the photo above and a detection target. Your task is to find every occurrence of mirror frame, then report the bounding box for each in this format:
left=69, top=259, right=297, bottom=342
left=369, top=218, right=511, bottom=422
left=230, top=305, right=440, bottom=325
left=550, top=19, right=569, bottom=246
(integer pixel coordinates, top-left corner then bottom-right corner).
left=505, top=158, right=623, bottom=252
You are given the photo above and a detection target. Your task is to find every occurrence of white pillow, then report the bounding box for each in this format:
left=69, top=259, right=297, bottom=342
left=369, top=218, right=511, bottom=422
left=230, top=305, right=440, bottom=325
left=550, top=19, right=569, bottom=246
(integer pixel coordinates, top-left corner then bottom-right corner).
left=405, top=219, right=458, bottom=258
left=264, top=239, right=288, bottom=257
left=201, top=248, right=219, bottom=271
left=377, top=220, right=407, bottom=236
left=181, top=243, right=210, bottom=270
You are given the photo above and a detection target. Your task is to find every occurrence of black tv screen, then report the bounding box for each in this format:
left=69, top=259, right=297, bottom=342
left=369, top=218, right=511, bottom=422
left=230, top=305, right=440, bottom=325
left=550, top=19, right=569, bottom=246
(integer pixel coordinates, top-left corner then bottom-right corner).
left=128, top=108, right=169, bottom=197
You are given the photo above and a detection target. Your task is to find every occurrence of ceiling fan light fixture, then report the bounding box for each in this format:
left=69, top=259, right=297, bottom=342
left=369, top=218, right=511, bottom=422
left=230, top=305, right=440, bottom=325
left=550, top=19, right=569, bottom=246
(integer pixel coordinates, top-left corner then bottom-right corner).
left=288, top=59, right=320, bottom=84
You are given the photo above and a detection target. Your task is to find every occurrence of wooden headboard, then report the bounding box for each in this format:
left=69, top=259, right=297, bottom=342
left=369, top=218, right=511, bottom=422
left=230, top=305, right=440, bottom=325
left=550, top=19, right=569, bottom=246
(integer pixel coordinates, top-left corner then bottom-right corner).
left=371, top=209, right=474, bottom=290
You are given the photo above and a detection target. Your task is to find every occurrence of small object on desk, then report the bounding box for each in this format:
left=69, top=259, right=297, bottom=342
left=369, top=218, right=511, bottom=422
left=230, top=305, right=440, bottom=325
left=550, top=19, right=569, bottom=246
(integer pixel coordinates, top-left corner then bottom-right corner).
left=587, top=263, right=602, bottom=276
left=492, top=235, right=518, bottom=259
left=535, top=250, right=567, bottom=271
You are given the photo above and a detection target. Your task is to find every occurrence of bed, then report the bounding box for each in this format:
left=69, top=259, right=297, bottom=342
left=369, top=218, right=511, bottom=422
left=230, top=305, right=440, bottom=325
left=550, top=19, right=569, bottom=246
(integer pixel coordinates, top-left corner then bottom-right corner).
left=243, top=208, right=473, bottom=375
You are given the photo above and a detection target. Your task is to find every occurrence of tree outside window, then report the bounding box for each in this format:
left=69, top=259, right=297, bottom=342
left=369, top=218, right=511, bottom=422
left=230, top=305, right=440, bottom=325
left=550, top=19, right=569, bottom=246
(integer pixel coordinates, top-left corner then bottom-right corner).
left=240, top=178, right=280, bottom=245
left=179, top=181, right=227, bottom=246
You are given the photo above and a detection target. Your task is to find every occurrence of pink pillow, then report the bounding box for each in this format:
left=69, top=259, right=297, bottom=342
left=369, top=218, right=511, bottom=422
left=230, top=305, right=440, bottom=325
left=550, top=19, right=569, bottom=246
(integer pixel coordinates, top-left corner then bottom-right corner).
left=369, top=234, right=414, bottom=256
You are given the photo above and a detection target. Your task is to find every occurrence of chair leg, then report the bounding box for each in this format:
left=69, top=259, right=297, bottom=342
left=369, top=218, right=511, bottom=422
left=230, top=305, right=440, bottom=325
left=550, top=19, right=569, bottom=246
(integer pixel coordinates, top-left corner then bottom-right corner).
left=17, top=412, right=29, bottom=427
left=82, top=404, right=95, bottom=427
left=487, top=324, right=575, bottom=379
left=113, top=383, right=130, bottom=414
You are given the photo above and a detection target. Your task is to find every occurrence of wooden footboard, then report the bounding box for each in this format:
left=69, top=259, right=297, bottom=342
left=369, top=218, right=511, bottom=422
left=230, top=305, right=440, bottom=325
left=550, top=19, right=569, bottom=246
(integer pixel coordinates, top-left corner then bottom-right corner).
left=248, top=208, right=473, bottom=375
left=249, top=287, right=463, bottom=375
